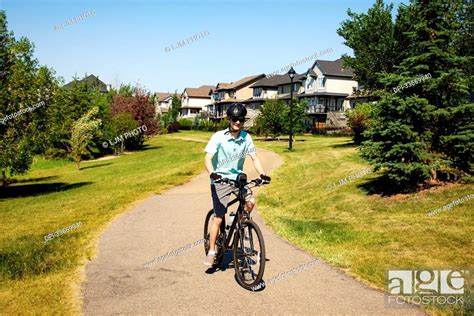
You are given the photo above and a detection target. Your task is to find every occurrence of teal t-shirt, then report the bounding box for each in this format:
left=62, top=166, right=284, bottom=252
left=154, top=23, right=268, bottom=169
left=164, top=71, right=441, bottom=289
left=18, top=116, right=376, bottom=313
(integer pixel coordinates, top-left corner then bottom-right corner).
left=204, top=128, right=257, bottom=181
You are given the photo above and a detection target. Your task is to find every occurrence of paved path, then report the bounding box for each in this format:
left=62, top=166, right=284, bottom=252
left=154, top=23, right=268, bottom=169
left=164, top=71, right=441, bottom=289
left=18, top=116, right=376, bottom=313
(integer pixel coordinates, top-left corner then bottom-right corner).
left=81, top=138, right=424, bottom=315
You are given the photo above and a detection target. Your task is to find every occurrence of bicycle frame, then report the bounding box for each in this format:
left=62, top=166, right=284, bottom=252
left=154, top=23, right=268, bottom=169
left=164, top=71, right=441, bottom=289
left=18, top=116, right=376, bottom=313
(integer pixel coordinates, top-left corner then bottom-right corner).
left=220, top=192, right=244, bottom=251
left=218, top=176, right=261, bottom=249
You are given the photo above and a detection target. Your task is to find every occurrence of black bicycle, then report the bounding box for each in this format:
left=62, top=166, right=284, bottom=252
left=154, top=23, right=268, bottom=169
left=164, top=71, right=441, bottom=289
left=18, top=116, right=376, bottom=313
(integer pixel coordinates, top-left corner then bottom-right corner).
left=203, top=173, right=269, bottom=290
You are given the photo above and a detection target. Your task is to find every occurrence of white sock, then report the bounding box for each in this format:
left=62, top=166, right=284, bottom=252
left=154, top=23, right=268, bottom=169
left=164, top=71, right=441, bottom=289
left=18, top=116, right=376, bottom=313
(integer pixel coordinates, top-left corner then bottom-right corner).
left=208, top=250, right=216, bottom=255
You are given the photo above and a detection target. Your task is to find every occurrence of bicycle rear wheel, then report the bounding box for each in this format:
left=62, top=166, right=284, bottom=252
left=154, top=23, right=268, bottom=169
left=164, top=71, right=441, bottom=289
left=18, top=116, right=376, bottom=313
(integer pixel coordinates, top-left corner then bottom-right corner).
left=203, top=209, right=225, bottom=268
left=232, top=219, right=266, bottom=290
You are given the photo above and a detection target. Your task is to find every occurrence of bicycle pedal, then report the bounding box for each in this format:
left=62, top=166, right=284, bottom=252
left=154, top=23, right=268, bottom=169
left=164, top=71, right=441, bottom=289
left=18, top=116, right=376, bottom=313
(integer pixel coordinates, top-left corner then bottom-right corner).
left=246, top=258, right=257, bottom=265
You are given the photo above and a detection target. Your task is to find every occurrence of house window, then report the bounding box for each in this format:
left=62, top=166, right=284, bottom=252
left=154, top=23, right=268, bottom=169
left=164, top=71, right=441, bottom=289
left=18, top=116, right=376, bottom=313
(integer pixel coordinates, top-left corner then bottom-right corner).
left=336, top=98, right=343, bottom=111
left=307, top=78, right=314, bottom=90
left=321, top=98, right=328, bottom=107
left=215, top=91, right=224, bottom=100
left=279, top=85, right=291, bottom=94
left=318, top=76, right=326, bottom=88
left=329, top=99, right=336, bottom=112
left=253, top=88, right=262, bottom=97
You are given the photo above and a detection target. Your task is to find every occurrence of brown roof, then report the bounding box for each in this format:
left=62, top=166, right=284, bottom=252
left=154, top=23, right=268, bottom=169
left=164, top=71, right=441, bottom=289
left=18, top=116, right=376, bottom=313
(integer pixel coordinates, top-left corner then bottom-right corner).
left=250, top=73, right=305, bottom=88
left=215, top=74, right=265, bottom=91
left=184, top=85, right=214, bottom=98
left=64, top=74, right=108, bottom=93
left=216, top=82, right=230, bottom=89
left=311, top=58, right=354, bottom=77
left=155, top=92, right=172, bottom=102
left=301, top=68, right=318, bottom=78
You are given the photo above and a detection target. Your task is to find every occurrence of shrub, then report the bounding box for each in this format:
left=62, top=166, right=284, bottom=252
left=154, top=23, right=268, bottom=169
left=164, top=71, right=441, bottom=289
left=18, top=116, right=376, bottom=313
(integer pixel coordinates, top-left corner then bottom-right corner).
left=346, top=103, right=373, bottom=144
left=178, top=118, right=193, bottom=130
left=167, top=121, right=181, bottom=133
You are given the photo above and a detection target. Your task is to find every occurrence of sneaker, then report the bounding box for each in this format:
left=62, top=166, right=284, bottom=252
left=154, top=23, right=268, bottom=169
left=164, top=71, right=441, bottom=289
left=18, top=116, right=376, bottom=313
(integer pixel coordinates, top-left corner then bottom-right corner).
left=203, top=251, right=216, bottom=266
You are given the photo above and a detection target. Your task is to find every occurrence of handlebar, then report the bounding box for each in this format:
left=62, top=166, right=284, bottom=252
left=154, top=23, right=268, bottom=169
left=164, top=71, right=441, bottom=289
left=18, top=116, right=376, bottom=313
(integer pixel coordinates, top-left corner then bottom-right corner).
left=214, top=177, right=270, bottom=187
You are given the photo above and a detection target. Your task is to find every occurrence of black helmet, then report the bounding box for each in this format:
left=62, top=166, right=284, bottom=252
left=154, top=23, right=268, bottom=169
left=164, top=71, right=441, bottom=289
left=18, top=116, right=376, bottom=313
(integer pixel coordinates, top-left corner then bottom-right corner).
left=226, top=103, right=247, bottom=118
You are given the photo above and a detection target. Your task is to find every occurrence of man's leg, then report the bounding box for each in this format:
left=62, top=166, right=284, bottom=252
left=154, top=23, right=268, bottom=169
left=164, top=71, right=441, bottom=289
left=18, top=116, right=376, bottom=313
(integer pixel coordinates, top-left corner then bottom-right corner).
left=205, top=183, right=231, bottom=266
left=208, top=215, right=222, bottom=254
left=244, top=187, right=255, bottom=213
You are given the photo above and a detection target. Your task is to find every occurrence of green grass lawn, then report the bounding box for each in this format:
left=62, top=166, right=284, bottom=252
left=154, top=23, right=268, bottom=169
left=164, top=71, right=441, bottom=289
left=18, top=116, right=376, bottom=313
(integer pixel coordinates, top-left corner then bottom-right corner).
left=1, top=130, right=472, bottom=315
left=0, top=136, right=205, bottom=314
left=167, top=131, right=473, bottom=315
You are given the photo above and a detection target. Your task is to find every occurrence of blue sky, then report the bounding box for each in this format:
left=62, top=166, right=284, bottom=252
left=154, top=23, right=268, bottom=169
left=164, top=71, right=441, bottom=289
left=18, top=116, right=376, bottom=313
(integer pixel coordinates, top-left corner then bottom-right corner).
left=2, top=0, right=405, bottom=93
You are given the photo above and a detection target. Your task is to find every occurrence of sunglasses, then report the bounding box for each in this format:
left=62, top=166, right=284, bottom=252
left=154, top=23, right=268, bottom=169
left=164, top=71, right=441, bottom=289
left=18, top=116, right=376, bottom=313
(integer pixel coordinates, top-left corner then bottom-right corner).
left=230, top=116, right=245, bottom=123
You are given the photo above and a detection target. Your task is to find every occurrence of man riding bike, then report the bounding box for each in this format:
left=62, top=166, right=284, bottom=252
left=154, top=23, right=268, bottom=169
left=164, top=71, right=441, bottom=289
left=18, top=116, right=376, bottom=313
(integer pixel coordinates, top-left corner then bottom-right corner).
left=203, top=103, right=271, bottom=266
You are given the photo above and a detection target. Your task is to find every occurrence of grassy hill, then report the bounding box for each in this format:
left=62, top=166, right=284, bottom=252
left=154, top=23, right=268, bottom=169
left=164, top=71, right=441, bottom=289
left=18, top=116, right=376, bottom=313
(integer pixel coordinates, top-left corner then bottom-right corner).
left=0, top=136, right=205, bottom=314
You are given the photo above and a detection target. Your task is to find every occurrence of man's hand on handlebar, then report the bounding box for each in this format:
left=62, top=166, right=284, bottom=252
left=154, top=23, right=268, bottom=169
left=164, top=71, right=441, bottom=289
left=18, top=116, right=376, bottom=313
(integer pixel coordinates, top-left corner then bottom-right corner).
left=210, top=172, right=222, bottom=181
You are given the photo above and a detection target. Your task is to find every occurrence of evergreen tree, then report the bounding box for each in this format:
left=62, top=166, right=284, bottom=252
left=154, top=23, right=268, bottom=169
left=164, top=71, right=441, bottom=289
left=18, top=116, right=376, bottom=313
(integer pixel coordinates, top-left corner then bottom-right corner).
left=169, top=94, right=181, bottom=123
left=359, top=0, right=473, bottom=190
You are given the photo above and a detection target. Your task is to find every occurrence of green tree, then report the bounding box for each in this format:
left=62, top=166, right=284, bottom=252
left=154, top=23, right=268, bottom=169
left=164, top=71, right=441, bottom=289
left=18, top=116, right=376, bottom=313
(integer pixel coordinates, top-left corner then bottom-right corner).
left=104, top=112, right=140, bottom=154
left=161, top=94, right=181, bottom=132
left=258, top=99, right=308, bottom=138
left=116, top=83, right=134, bottom=97
left=169, top=94, right=181, bottom=123
left=46, top=76, right=110, bottom=158
left=340, top=0, right=474, bottom=190
left=0, top=11, right=57, bottom=186
left=287, top=99, right=309, bottom=135
left=259, top=99, right=289, bottom=138
left=70, top=107, right=102, bottom=169
left=337, top=0, right=399, bottom=92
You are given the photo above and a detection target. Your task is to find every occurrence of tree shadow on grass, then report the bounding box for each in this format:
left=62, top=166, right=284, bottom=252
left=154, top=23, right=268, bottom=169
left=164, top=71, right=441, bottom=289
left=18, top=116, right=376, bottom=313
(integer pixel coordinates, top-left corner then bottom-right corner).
left=9, top=176, right=59, bottom=184
left=357, top=175, right=421, bottom=197
left=330, top=141, right=358, bottom=149
left=80, top=162, right=113, bottom=170
left=140, top=145, right=162, bottom=151
left=0, top=182, right=92, bottom=199
left=255, top=138, right=306, bottom=142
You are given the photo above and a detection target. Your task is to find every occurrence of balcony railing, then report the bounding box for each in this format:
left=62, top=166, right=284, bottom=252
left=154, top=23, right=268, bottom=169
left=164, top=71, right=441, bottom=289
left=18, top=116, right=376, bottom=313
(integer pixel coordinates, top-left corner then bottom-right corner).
left=307, top=104, right=326, bottom=114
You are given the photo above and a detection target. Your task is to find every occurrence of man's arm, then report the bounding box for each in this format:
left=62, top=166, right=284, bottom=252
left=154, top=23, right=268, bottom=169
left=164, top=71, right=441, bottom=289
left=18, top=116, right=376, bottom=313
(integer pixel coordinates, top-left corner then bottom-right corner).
left=204, top=132, right=219, bottom=176
left=246, top=134, right=266, bottom=177
left=249, top=153, right=266, bottom=176
left=205, top=153, right=215, bottom=175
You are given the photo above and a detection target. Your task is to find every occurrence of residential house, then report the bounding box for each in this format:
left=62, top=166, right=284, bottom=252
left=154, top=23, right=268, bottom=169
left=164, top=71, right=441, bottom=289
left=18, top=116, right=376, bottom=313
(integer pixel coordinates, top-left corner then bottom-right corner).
left=248, top=58, right=358, bottom=130
left=300, top=58, right=357, bottom=129
left=180, top=85, right=214, bottom=118
left=207, top=74, right=265, bottom=122
left=154, top=92, right=173, bottom=116
left=64, top=74, right=111, bottom=93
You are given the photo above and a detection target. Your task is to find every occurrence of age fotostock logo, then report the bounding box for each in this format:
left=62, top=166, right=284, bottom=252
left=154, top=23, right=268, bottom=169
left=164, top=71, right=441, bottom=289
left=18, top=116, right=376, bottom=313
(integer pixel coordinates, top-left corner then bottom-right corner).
left=387, top=269, right=468, bottom=307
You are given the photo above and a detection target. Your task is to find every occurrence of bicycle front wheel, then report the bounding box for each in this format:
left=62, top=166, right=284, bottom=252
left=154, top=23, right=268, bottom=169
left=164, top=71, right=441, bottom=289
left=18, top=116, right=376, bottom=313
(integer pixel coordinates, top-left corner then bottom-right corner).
left=232, top=219, right=266, bottom=290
